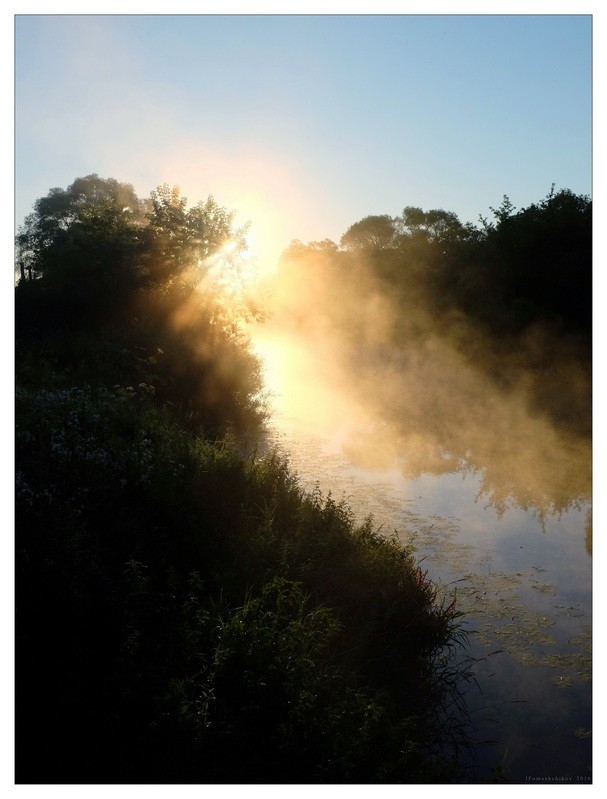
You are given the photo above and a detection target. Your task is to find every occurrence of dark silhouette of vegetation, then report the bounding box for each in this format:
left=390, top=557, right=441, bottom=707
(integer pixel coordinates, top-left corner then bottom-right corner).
left=15, top=176, right=467, bottom=783
left=340, top=214, right=399, bottom=250
left=437, top=188, right=592, bottom=340
left=16, top=175, right=263, bottom=434
left=327, top=186, right=591, bottom=344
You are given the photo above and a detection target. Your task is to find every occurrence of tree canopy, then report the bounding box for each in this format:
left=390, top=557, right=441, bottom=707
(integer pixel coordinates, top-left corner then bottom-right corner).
left=144, top=184, right=249, bottom=277
left=16, top=175, right=146, bottom=281
left=340, top=214, right=398, bottom=250
left=333, top=188, right=591, bottom=337
left=15, top=174, right=263, bottom=433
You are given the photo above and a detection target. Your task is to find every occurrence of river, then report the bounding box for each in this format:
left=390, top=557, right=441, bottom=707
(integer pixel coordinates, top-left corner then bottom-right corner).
left=250, top=327, right=592, bottom=784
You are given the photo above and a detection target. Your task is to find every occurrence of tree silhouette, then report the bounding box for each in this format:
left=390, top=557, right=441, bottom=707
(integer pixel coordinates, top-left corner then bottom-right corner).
left=16, top=174, right=146, bottom=282
left=340, top=214, right=398, bottom=250
left=398, top=206, right=471, bottom=247
left=145, top=184, right=249, bottom=281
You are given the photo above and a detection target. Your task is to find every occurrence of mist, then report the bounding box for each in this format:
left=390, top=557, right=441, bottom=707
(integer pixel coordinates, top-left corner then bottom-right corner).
left=248, top=212, right=591, bottom=521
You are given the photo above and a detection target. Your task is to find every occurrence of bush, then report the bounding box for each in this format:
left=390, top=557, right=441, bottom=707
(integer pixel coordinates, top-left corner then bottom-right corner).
left=16, top=383, right=465, bottom=783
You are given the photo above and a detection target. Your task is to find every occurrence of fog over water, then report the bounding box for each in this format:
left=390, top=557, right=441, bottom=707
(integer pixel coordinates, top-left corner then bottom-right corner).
left=250, top=244, right=591, bottom=518
left=248, top=243, right=592, bottom=782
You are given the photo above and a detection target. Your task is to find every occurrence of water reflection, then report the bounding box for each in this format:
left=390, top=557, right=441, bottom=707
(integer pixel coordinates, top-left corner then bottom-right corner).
left=250, top=325, right=592, bottom=782
left=257, top=410, right=592, bottom=781
left=341, top=420, right=590, bottom=528
left=253, top=323, right=591, bottom=533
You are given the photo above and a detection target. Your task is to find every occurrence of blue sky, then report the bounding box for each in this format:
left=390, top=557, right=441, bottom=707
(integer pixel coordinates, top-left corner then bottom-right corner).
left=14, top=10, right=592, bottom=268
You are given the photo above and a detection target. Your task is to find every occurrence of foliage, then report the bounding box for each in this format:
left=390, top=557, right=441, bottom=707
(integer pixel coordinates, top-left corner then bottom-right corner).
left=16, top=174, right=145, bottom=279
left=144, top=183, right=249, bottom=280
left=15, top=175, right=148, bottom=328
left=15, top=176, right=466, bottom=783
left=321, top=186, right=591, bottom=341
left=405, top=187, right=592, bottom=339
left=15, top=382, right=463, bottom=783
left=399, top=206, right=471, bottom=246
left=15, top=176, right=265, bottom=435
left=340, top=214, right=398, bottom=250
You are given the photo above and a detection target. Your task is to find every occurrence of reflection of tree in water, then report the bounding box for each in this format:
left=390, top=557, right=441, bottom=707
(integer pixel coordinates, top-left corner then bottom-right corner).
left=584, top=507, right=592, bottom=556
left=338, top=410, right=590, bottom=523
left=472, top=461, right=589, bottom=524
left=466, top=429, right=590, bottom=522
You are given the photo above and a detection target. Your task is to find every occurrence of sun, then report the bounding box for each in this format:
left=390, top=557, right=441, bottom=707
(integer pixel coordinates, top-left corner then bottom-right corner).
left=213, top=211, right=284, bottom=296
left=233, top=195, right=286, bottom=279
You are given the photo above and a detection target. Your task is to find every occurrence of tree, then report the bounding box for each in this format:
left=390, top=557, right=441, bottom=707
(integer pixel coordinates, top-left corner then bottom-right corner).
left=427, top=187, right=592, bottom=338
left=15, top=175, right=265, bottom=433
left=399, top=207, right=466, bottom=245
left=488, top=194, right=516, bottom=225
left=145, top=185, right=249, bottom=279
left=16, top=177, right=251, bottom=318
left=16, top=174, right=145, bottom=284
left=483, top=188, right=592, bottom=334
left=340, top=215, right=398, bottom=250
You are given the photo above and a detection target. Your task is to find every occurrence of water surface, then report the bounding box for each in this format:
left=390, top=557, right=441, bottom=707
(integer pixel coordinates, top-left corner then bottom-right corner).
left=255, top=361, right=592, bottom=783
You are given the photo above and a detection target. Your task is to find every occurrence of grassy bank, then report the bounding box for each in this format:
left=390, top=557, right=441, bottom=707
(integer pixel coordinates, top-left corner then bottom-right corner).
left=15, top=377, right=466, bottom=783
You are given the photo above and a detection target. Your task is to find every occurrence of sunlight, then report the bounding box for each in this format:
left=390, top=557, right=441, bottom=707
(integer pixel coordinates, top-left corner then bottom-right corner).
left=201, top=241, right=250, bottom=299
left=249, top=332, right=287, bottom=400
left=154, top=142, right=310, bottom=278
left=250, top=325, right=371, bottom=444
left=196, top=205, right=283, bottom=304
left=233, top=197, right=285, bottom=279
left=220, top=239, right=239, bottom=256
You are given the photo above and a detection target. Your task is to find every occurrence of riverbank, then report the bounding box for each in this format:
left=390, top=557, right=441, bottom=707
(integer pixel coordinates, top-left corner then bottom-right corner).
left=15, top=347, right=467, bottom=784
left=256, top=398, right=591, bottom=783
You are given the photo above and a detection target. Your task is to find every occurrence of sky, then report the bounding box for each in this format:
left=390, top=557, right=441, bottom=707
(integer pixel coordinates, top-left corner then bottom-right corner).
left=13, top=7, right=593, bottom=271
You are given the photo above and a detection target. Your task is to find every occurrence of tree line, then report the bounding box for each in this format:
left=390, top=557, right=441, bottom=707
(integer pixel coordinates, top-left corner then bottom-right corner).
left=287, top=186, right=591, bottom=342
left=279, top=186, right=591, bottom=441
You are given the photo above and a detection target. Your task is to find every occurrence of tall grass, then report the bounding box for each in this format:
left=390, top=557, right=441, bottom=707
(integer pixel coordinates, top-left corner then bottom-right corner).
left=16, top=376, right=467, bottom=783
